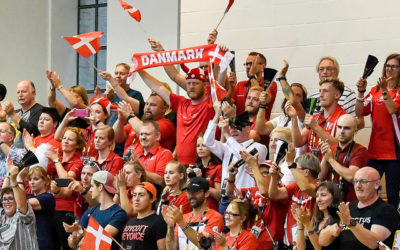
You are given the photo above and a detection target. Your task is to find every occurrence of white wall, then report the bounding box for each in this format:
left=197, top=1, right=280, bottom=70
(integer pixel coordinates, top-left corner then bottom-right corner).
left=107, top=0, right=180, bottom=99
left=180, top=0, right=400, bottom=146
left=0, top=0, right=77, bottom=107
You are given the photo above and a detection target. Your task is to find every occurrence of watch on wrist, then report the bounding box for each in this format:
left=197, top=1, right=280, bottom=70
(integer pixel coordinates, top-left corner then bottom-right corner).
left=127, top=113, right=136, bottom=121
left=0, top=141, right=4, bottom=146
left=53, top=159, right=60, bottom=164
left=288, top=162, right=297, bottom=169
left=276, top=76, right=287, bottom=82
left=249, top=75, right=257, bottom=81
left=347, top=218, right=357, bottom=227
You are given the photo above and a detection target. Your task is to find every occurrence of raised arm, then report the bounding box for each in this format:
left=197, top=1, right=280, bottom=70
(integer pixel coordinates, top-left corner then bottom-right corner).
left=148, top=38, right=187, bottom=90
left=255, top=91, right=274, bottom=136
left=378, top=76, right=399, bottom=114
left=268, top=164, right=289, bottom=200
left=99, top=71, right=141, bottom=115
left=113, top=109, right=128, bottom=144
left=46, top=70, right=67, bottom=116
left=54, top=110, right=76, bottom=141
left=117, top=170, right=136, bottom=216
left=9, top=166, right=28, bottom=214
left=286, top=102, right=308, bottom=147
left=138, top=70, right=171, bottom=105
left=241, top=151, right=270, bottom=196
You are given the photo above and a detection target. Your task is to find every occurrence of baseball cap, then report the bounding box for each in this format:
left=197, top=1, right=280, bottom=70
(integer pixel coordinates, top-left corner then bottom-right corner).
left=139, top=182, right=157, bottom=198
left=186, top=177, right=209, bottom=192
left=92, top=171, right=117, bottom=194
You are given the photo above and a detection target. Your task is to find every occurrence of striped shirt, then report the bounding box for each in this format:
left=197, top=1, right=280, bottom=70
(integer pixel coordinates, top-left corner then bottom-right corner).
left=0, top=204, right=38, bottom=250
left=309, top=86, right=356, bottom=115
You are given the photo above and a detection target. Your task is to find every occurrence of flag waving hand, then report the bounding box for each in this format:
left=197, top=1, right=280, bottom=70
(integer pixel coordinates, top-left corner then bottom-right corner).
left=224, top=0, right=235, bottom=14
left=64, top=31, right=103, bottom=58
left=80, top=217, right=112, bottom=250
left=119, top=0, right=142, bottom=22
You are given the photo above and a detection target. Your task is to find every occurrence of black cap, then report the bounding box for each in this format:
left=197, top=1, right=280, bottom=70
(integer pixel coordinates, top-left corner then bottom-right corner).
left=186, top=177, right=209, bottom=192
left=229, top=111, right=253, bottom=129
left=0, top=83, right=6, bottom=101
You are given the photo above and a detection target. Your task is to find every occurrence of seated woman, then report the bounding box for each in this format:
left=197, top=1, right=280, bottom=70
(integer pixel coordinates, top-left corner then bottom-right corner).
left=189, top=134, right=221, bottom=211
left=121, top=182, right=167, bottom=250
left=116, top=161, right=146, bottom=216
left=46, top=70, right=89, bottom=128
left=293, top=181, right=342, bottom=250
left=92, top=125, right=124, bottom=175
left=215, top=199, right=258, bottom=250
left=158, top=161, right=190, bottom=215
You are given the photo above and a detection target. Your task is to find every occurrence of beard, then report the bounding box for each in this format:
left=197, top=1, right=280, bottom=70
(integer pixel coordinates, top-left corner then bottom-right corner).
left=141, top=112, right=153, bottom=121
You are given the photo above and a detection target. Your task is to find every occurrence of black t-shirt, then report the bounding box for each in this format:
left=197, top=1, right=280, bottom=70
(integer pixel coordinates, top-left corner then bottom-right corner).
left=339, top=198, right=399, bottom=249
left=121, top=213, right=167, bottom=250
left=28, top=192, right=57, bottom=250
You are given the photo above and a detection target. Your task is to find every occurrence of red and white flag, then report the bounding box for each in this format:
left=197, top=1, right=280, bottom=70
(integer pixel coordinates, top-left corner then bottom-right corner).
left=208, top=45, right=234, bottom=73
left=80, top=217, right=112, bottom=250
left=208, top=60, right=227, bottom=103
left=224, top=0, right=235, bottom=14
left=119, top=0, right=141, bottom=22
left=129, top=44, right=232, bottom=74
left=64, top=31, right=103, bottom=58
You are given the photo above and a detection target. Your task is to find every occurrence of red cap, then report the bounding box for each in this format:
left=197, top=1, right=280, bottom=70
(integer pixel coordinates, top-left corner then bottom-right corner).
left=139, top=182, right=157, bottom=198
left=89, top=97, right=119, bottom=114
left=186, top=68, right=207, bottom=82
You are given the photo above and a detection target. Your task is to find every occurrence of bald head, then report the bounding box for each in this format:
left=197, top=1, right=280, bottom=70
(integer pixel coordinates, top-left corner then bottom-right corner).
left=356, top=167, right=380, bottom=181
left=354, top=167, right=381, bottom=204
left=336, top=114, right=358, bottom=145
left=16, top=80, right=36, bottom=111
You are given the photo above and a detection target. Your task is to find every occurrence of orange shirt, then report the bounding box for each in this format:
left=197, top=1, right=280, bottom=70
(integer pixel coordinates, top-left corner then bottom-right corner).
left=215, top=230, right=258, bottom=250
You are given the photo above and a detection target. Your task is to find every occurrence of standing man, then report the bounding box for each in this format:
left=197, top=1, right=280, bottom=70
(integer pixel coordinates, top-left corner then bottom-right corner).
left=309, top=56, right=364, bottom=128
left=288, top=77, right=347, bottom=157
left=320, top=167, right=399, bottom=249
left=3, top=80, right=43, bottom=147
left=232, top=52, right=277, bottom=120
left=162, top=177, right=224, bottom=250
left=319, top=114, right=368, bottom=201
left=138, top=68, right=215, bottom=165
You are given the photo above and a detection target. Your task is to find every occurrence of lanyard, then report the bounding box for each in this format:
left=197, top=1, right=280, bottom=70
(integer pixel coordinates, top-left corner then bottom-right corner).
left=185, top=209, right=208, bottom=250
left=229, top=230, right=242, bottom=250
left=228, top=142, right=254, bottom=165
left=331, top=141, right=355, bottom=182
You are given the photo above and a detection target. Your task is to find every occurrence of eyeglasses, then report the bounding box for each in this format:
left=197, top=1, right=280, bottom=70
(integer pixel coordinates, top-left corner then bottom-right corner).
left=224, top=211, right=240, bottom=218
left=0, top=129, right=11, bottom=134
left=318, top=67, right=335, bottom=72
left=83, top=159, right=100, bottom=170
left=243, top=62, right=263, bottom=67
left=2, top=197, right=15, bottom=203
left=352, top=179, right=379, bottom=185
left=385, top=64, right=400, bottom=70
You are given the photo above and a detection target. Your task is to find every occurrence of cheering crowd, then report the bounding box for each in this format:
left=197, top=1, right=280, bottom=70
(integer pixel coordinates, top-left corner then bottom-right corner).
left=1, top=28, right=400, bottom=250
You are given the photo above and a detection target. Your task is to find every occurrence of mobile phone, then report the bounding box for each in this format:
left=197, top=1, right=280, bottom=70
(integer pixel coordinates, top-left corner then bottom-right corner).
left=229, top=51, right=235, bottom=73
left=74, top=109, right=88, bottom=118
left=235, top=148, right=258, bottom=168
left=55, top=178, right=71, bottom=187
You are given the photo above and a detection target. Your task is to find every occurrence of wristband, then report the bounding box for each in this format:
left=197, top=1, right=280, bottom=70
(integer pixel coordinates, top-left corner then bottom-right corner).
left=57, top=85, right=64, bottom=91
left=249, top=75, right=257, bottom=81
left=259, top=104, right=267, bottom=109
left=0, top=141, right=4, bottom=147
left=356, top=96, right=364, bottom=102
left=53, top=159, right=60, bottom=164
left=127, top=113, right=136, bottom=121
left=357, top=88, right=366, bottom=93
left=81, top=188, right=89, bottom=196
left=276, top=76, right=287, bottom=82
left=181, top=223, right=191, bottom=232
left=50, top=87, right=55, bottom=91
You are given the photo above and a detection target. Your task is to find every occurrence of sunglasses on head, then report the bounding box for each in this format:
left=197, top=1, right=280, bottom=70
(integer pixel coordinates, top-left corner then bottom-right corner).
left=83, top=159, right=100, bottom=170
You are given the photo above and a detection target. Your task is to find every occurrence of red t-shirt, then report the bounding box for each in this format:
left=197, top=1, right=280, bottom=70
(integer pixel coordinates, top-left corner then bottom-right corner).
left=327, top=142, right=368, bottom=202
left=54, top=152, right=84, bottom=212
left=284, top=182, right=317, bottom=245
left=241, top=187, right=288, bottom=249
left=169, top=93, right=215, bottom=165
left=362, top=86, right=400, bottom=159
left=307, top=105, right=346, bottom=154
left=95, top=151, right=124, bottom=175
left=123, top=124, right=141, bottom=155
left=215, top=230, right=259, bottom=250
left=135, top=143, right=173, bottom=177
left=157, top=117, right=176, bottom=152
left=82, top=126, right=98, bottom=158
left=205, top=163, right=222, bottom=211
left=168, top=193, right=191, bottom=214
left=233, top=80, right=277, bottom=120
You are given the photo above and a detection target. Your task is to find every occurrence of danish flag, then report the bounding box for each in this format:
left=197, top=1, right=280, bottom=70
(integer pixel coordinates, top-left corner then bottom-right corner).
left=64, top=31, right=104, bottom=58
left=119, top=0, right=142, bottom=22
left=208, top=45, right=234, bottom=73
left=80, top=217, right=112, bottom=250
left=208, top=60, right=227, bottom=103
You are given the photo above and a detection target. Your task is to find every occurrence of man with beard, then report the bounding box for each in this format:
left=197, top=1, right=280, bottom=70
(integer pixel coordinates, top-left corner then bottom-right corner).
left=138, top=68, right=215, bottom=166
left=162, top=177, right=224, bottom=250
left=319, top=114, right=368, bottom=202
left=113, top=93, right=176, bottom=153
left=134, top=121, right=173, bottom=187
